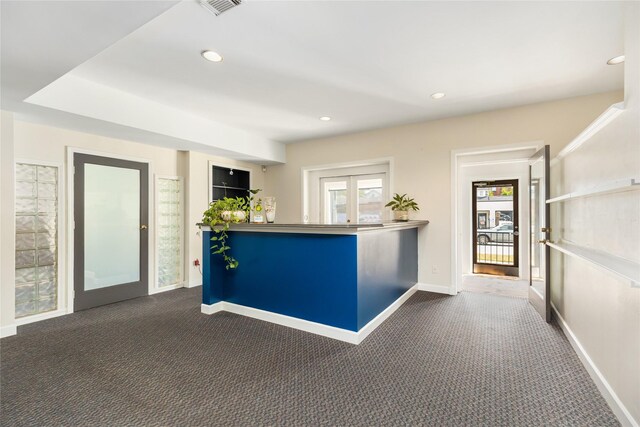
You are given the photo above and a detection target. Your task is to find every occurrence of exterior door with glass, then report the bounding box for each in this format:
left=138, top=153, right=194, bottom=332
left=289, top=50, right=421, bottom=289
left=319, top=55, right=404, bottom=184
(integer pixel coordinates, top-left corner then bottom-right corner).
left=320, top=173, right=386, bottom=224
left=472, top=180, right=519, bottom=277
left=73, top=154, right=149, bottom=311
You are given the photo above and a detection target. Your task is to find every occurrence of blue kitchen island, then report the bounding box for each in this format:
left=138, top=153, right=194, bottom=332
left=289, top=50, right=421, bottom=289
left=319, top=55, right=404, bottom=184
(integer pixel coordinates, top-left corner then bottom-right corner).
left=200, top=221, right=428, bottom=344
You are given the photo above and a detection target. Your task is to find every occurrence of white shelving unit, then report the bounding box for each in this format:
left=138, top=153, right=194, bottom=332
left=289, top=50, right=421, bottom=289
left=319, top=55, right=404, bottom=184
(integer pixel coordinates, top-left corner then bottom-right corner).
left=547, top=240, right=640, bottom=288
left=547, top=178, right=640, bottom=204
left=547, top=102, right=639, bottom=290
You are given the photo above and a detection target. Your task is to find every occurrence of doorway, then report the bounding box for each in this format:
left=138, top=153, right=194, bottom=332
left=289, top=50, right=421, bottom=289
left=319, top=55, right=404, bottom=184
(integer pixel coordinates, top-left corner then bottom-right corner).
left=472, top=179, right=519, bottom=277
left=73, top=153, right=149, bottom=311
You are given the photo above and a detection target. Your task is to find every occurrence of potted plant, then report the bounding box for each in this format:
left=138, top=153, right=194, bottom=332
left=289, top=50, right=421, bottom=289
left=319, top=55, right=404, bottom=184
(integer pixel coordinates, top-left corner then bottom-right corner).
left=201, top=196, right=249, bottom=270
left=385, top=193, right=419, bottom=221
left=201, top=189, right=261, bottom=270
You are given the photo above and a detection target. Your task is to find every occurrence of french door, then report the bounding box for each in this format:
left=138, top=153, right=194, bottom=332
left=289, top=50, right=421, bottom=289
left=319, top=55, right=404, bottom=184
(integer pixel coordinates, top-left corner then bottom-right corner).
left=74, top=154, right=148, bottom=311
left=472, top=179, right=519, bottom=277
left=320, top=173, right=387, bottom=224
left=529, top=146, right=551, bottom=322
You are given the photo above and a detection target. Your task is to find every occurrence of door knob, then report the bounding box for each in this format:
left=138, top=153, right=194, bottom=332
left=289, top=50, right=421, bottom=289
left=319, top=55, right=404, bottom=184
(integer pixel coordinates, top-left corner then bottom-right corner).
left=140, top=225, right=148, bottom=230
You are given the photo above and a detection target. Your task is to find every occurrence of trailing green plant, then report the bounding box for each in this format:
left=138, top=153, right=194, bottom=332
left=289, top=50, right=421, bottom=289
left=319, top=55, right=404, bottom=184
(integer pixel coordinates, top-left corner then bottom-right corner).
left=202, top=197, right=248, bottom=270
left=201, top=189, right=262, bottom=270
left=385, top=193, right=420, bottom=211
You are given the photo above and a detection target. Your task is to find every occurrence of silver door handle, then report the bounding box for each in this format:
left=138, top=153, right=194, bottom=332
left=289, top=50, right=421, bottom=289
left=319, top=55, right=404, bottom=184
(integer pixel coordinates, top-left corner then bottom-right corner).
left=513, top=231, right=519, bottom=236
left=140, top=225, right=148, bottom=230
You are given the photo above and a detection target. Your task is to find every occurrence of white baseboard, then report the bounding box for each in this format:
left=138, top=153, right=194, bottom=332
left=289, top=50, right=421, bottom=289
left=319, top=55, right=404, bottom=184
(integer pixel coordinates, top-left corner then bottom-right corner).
left=15, top=309, right=67, bottom=326
left=201, top=302, right=224, bottom=315
left=149, top=283, right=185, bottom=295
left=417, top=282, right=455, bottom=295
left=356, top=285, right=418, bottom=343
left=0, top=324, right=17, bottom=338
left=186, top=280, right=202, bottom=288
left=551, top=302, right=638, bottom=427
left=200, top=284, right=418, bottom=345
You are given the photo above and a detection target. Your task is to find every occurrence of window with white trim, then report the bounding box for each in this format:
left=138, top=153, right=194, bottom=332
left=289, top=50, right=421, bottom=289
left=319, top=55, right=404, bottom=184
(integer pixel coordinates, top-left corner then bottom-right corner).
left=306, top=162, right=390, bottom=224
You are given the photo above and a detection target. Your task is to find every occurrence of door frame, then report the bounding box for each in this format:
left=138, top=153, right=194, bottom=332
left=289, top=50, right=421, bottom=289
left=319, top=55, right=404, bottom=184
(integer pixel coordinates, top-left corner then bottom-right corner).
left=66, top=147, right=153, bottom=314
left=528, top=145, right=551, bottom=322
left=451, top=142, right=542, bottom=294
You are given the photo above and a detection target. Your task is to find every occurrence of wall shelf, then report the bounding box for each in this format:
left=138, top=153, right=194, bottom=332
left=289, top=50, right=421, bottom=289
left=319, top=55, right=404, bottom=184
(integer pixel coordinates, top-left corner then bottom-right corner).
left=211, top=165, right=250, bottom=201
left=212, top=185, right=247, bottom=191
left=552, top=102, right=624, bottom=165
left=547, top=178, right=640, bottom=204
left=547, top=240, right=640, bottom=288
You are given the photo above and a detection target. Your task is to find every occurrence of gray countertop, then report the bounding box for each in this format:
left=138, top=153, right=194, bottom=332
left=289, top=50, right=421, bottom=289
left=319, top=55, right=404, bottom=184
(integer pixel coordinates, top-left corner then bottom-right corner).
left=198, top=220, right=429, bottom=235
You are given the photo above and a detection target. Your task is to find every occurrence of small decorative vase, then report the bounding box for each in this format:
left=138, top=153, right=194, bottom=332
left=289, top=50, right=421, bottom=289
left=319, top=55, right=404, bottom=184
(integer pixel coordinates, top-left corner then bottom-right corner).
left=264, top=197, right=276, bottom=223
left=252, top=202, right=265, bottom=223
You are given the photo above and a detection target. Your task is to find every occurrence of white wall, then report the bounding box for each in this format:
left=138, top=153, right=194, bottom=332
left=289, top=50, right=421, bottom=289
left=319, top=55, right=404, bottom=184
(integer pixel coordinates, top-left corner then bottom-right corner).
left=549, top=4, right=640, bottom=425
left=264, top=91, right=623, bottom=290
left=0, top=111, right=16, bottom=337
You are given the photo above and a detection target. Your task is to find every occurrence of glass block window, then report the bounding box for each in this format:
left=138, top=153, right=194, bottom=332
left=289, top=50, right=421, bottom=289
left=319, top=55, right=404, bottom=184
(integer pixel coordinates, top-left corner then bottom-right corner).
left=157, top=177, right=183, bottom=287
left=15, top=163, right=58, bottom=318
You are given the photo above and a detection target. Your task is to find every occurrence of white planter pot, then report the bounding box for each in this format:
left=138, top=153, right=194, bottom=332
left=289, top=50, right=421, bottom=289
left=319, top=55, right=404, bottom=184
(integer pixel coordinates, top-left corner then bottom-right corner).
left=232, top=210, right=246, bottom=222
left=221, top=210, right=246, bottom=222
left=393, top=210, right=409, bottom=221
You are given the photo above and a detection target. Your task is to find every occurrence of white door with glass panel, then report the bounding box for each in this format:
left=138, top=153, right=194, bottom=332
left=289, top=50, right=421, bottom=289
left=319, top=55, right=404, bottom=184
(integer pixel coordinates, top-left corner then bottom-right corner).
left=74, top=154, right=148, bottom=311
left=321, top=174, right=386, bottom=224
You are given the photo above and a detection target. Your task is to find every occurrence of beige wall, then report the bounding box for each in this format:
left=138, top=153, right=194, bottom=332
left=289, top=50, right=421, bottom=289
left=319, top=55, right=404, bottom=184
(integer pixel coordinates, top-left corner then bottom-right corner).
left=265, top=90, right=623, bottom=287
left=0, top=117, right=263, bottom=333
left=551, top=4, right=639, bottom=424
left=1, top=111, right=16, bottom=337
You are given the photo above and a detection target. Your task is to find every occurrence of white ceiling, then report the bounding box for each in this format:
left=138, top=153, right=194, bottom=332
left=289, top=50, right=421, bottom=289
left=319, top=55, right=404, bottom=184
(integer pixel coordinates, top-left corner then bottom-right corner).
left=2, top=1, right=626, bottom=162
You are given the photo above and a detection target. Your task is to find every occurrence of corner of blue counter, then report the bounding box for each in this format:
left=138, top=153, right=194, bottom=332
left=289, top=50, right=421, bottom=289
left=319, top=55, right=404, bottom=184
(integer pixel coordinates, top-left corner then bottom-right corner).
left=202, top=230, right=360, bottom=331
left=201, top=226, right=419, bottom=334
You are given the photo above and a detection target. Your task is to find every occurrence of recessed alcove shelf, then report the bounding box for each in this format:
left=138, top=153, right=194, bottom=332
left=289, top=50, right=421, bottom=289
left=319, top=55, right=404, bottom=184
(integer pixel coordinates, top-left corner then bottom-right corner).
left=547, top=240, right=640, bottom=288
left=547, top=178, right=640, bottom=204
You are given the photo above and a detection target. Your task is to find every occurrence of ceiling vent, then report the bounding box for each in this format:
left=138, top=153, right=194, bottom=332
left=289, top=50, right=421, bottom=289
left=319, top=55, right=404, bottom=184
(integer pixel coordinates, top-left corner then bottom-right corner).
left=199, top=0, right=242, bottom=16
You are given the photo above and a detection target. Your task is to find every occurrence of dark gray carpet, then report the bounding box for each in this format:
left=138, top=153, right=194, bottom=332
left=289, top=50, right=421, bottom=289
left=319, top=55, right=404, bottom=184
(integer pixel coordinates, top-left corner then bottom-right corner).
left=1, top=288, right=618, bottom=426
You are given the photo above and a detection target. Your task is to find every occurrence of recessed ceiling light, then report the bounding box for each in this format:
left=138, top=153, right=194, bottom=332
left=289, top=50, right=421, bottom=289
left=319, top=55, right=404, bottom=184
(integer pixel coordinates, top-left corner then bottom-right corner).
left=319, top=116, right=331, bottom=121
left=201, top=50, right=223, bottom=62
left=607, top=55, right=625, bottom=65
left=431, top=92, right=446, bottom=99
